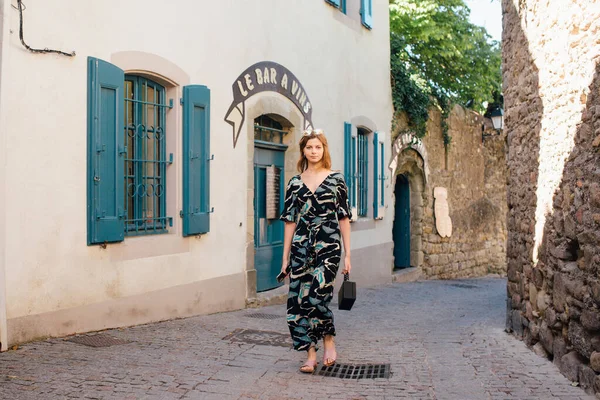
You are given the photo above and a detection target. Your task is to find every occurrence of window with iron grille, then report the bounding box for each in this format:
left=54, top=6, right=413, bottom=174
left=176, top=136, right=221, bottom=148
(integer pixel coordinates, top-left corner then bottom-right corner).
left=254, top=115, right=286, bottom=144
left=357, top=128, right=369, bottom=217
left=123, top=76, right=169, bottom=235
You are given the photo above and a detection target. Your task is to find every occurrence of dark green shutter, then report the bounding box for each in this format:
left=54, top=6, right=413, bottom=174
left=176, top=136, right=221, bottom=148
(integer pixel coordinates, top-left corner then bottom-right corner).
left=373, top=132, right=379, bottom=219
left=361, top=0, right=373, bottom=29
left=87, top=57, right=125, bottom=245
left=182, top=85, right=211, bottom=236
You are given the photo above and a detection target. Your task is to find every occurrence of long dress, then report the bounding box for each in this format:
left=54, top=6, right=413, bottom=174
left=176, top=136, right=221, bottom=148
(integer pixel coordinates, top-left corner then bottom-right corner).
left=279, top=171, right=352, bottom=351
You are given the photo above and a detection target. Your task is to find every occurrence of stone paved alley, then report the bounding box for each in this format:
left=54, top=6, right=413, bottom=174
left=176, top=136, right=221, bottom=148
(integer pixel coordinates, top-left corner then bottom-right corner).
left=0, top=277, right=593, bottom=400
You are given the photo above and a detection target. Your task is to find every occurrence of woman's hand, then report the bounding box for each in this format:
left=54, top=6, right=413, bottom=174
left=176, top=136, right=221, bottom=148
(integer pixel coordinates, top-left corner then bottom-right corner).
left=281, top=257, right=289, bottom=275
left=342, top=254, right=351, bottom=275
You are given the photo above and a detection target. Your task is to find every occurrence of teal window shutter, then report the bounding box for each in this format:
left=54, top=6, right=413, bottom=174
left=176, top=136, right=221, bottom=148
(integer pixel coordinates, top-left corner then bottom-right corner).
left=182, top=85, right=211, bottom=236
left=373, top=132, right=379, bottom=219
left=351, top=132, right=357, bottom=212
left=344, top=122, right=354, bottom=210
left=375, top=131, right=385, bottom=219
left=326, top=0, right=341, bottom=8
left=87, top=57, right=125, bottom=245
left=360, top=0, right=373, bottom=29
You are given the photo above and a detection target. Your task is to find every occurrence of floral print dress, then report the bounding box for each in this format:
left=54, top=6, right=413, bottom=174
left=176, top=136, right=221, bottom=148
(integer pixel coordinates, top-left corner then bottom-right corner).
left=279, top=172, right=352, bottom=351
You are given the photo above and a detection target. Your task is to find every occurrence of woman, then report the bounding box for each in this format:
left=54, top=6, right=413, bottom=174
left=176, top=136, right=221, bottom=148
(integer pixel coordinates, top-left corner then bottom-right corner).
left=279, top=128, right=352, bottom=373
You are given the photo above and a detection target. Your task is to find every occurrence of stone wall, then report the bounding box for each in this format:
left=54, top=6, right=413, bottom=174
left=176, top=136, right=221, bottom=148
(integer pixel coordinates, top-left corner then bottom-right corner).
left=391, top=103, right=507, bottom=280
left=503, top=0, right=600, bottom=394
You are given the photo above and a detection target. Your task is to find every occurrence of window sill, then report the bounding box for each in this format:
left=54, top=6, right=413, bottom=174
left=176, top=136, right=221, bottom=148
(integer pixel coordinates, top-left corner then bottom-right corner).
left=107, top=230, right=190, bottom=262
left=350, top=218, right=376, bottom=231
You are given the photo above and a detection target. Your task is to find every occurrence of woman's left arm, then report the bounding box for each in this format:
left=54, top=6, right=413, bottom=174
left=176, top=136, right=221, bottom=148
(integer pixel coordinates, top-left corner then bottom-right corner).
left=340, top=217, right=351, bottom=274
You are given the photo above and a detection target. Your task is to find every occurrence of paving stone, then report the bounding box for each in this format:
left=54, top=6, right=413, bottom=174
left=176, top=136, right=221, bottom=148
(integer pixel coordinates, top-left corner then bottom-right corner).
left=0, top=277, right=594, bottom=399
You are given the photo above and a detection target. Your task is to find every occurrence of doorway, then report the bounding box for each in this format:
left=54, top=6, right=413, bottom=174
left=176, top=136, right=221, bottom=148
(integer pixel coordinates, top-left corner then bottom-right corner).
left=393, top=174, right=411, bottom=269
left=253, top=116, right=288, bottom=291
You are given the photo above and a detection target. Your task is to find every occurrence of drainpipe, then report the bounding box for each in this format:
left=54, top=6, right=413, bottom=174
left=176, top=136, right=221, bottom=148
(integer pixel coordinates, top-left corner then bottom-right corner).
left=0, top=0, right=11, bottom=351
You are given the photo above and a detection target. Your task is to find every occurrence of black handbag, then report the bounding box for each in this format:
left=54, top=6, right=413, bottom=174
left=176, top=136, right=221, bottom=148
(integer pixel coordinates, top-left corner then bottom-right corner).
left=338, top=273, right=356, bottom=310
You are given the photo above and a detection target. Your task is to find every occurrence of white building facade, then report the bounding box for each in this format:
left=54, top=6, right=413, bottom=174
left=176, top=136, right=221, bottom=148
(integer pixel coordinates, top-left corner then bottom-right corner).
left=0, top=0, right=394, bottom=348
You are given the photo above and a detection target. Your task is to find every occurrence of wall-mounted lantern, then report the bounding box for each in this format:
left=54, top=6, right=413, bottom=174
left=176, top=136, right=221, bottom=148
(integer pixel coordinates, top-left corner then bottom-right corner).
left=482, top=106, right=504, bottom=141
left=490, top=107, right=504, bottom=131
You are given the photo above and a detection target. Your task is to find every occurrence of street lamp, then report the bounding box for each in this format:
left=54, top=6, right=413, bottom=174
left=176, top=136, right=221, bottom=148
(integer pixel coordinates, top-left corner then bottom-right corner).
left=490, top=107, right=504, bottom=131
left=482, top=106, right=504, bottom=141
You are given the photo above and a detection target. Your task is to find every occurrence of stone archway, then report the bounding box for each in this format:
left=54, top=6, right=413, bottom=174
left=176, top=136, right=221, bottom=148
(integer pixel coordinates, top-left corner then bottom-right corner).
left=394, top=150, right=427, bottom=269
left=389, top=133, right=430, bottom=271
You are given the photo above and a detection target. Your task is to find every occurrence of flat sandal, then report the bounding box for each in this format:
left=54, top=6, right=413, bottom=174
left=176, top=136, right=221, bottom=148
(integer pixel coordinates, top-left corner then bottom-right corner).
left=300, top=359, right=318, bottom=373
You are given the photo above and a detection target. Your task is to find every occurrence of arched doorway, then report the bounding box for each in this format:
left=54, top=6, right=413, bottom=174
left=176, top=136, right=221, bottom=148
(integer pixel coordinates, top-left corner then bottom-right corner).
left=393, top=174, right=411, bottom=268
left=253, top=115, right=289, bottom=291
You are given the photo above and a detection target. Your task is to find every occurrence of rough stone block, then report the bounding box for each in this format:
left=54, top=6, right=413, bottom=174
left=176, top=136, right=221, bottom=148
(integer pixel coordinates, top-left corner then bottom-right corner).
left=569, top=321, right=594, bottom=358
left=554, top=337, right=568, bottom=369
left=525, top=300, right=534, bottom=320
left=512, top=310, right=524, bottom=338
left=537, top=290, right=550, bottom=311
left=512, top=294, right=522, bottom=308
left=533, top=342, right=549, bottom=358
left=551, top=242, right=577, bottom=261
left=561, top=261, right=579, bottom=274
left=564, top=215, right=577, bottom=239
left=582, top=310, right=600, bottom=332
left=579, top=365, right=597, bottom=395
left=539, top=322, right=554, bottom=354
left=546, top=307, right=557, bottom=327
left=507, top=266, right=520, bottom=282
left=554, top=273, right=568, bottom=312
left=590, top=352, right=600, bottom=372
left=592, top=282, right=600, bottom=306
left=590, top=335, right=600, bottom=353
left=590, top=183, right=600, bottom=208
left=560, top=351, right=586, bottom=382
left=529, top=320, right=540, bottom=340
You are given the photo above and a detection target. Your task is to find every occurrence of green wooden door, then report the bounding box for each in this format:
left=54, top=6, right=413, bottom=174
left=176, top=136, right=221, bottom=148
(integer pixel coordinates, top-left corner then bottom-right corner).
left=254, top=145, right=286, bottom=291
left=393, top=174, right=411, bottom=268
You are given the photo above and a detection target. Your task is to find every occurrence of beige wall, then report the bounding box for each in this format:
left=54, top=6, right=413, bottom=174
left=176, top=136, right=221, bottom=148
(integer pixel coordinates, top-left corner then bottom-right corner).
left=390, top=104, right=508, bottom=280
left=0, top=0, right=393, bottom=345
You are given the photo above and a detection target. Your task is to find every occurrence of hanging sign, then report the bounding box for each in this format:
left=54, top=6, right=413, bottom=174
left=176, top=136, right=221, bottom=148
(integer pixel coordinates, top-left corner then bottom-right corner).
left=224, top=61, right=314, bottom=148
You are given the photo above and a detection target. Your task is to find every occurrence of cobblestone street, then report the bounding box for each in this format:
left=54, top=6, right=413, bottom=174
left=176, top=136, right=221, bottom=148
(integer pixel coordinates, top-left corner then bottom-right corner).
left=0, top=277, right=592, bottom=399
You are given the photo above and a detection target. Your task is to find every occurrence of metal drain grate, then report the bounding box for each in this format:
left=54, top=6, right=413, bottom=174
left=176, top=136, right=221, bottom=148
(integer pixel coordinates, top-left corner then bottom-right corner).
left=66, top=334, right=130, bottom=348
left=245, top=313, right=282, bottom=320
left=222, top=329, right=290, bottom=348
left=317, top=363, right=391, bottom=379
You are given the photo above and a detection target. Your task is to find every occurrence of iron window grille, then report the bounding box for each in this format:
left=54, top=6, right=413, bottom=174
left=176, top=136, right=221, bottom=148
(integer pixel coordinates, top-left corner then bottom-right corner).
left=254, top=125, right=287, bottom=144
left=357, top=130, right=369, bottom=217
left=123, top=76, right=170, bottom=236
left=254, top=115, right=286, bottom=144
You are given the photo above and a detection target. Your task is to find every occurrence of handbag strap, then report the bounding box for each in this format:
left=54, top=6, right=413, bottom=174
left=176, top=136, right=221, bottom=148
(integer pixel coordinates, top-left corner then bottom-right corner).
left=343, top=273, right=349, bottom=281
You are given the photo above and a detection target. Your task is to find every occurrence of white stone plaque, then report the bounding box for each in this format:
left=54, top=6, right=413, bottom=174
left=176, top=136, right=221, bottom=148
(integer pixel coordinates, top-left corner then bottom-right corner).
left=434, top=187, right=452, bottom=238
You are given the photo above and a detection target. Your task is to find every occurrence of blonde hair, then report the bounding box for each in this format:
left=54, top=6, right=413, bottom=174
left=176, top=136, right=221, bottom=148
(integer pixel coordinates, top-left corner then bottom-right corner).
left=296, top=130, right=332, bottom=173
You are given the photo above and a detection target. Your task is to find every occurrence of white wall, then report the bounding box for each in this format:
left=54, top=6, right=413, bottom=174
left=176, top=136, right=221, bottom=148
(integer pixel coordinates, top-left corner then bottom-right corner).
left=0, top=0, right=393, bottom=340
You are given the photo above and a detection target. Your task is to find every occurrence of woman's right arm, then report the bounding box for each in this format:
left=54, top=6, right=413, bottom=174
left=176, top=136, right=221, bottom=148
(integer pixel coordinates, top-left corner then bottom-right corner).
left=281, top=222, right=296, bottom=274
left=279, top=177, right=298, bottom=275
